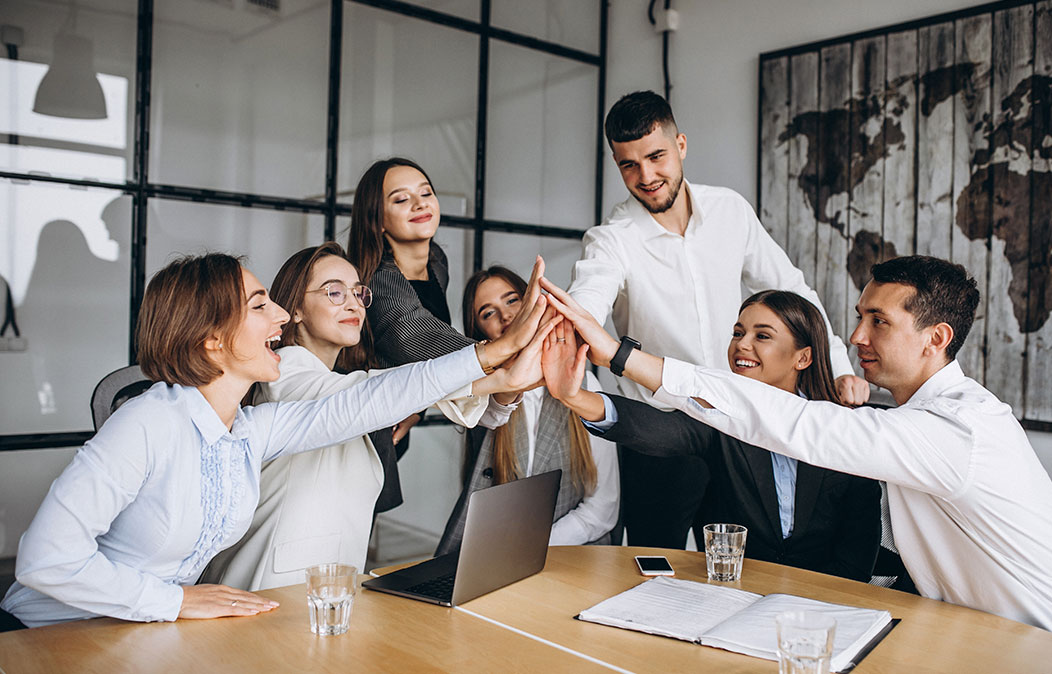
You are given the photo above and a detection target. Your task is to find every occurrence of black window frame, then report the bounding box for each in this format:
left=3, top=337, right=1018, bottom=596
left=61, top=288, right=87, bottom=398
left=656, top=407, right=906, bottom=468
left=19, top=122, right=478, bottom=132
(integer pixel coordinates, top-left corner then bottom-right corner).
left=0, top=0, right=609, bottom=451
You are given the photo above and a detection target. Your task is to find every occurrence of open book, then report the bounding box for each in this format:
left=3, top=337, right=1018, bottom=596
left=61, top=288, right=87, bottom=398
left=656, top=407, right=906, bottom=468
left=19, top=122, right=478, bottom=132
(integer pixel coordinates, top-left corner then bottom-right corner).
left=577, top=577, right=894, bottom=673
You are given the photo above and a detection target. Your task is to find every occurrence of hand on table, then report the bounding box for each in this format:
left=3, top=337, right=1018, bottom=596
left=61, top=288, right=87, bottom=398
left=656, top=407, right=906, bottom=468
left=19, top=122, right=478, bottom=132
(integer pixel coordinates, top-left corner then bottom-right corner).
left=179, top=584, right=279, bottom=620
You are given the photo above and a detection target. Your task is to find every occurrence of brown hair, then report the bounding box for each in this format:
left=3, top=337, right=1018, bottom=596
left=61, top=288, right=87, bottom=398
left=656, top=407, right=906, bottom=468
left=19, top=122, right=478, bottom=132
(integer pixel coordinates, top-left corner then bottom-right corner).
left=462, top=266, right=597, bottom=495
left=137, top=253, right=246, bottom=386
left=268, top=242, right=376, bottom=373
left=347, top=157, right=435, bottom=285
left=738, top=290, right=841, bottom=404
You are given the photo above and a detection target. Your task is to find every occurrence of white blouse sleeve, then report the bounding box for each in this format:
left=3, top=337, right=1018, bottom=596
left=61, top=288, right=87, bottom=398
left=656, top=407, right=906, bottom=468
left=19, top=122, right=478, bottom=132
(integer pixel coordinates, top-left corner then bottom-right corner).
left=251, top=345, right=485, bottom=462
left=549, top=374, right=620, bottom=545
left=13, top=412, right=185, bottom=623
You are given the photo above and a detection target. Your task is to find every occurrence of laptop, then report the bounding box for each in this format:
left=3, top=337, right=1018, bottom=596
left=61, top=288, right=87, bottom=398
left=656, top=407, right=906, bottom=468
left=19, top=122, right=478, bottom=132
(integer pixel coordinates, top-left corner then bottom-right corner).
left=363, top=469, right=561, bottom=606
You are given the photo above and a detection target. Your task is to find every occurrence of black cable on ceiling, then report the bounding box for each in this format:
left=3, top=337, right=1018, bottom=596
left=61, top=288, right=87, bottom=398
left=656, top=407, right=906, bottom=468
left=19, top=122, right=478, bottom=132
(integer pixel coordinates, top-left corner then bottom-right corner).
left=646, top=0, right=673, bottom=103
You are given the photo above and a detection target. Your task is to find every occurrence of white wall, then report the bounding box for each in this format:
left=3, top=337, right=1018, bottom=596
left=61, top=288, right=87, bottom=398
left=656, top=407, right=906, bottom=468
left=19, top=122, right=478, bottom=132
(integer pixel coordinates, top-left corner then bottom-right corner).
left=601, top=0, right=991, bottom=215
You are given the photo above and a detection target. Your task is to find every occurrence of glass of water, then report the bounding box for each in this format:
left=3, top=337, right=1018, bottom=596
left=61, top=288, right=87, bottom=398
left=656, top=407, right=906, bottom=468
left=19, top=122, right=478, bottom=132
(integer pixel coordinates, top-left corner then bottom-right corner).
left=306, top=563, right=357, bottom=636
left=776, top=611, right=836, bottom=674
left=702, top=523, right=748, bottom=581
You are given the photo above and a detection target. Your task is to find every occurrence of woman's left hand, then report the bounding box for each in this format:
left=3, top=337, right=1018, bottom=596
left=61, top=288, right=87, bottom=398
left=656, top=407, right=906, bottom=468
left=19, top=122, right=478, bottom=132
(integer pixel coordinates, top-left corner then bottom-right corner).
left=499, top=306, right=561, bottom=392
left=392, top=413, right=421, bottom=444
left=178, top=584, right=280, bottom=620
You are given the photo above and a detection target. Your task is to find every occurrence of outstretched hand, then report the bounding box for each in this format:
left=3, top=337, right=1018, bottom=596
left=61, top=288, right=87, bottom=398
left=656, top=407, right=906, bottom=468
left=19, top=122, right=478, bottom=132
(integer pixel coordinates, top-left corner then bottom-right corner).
left=489, top=256, right=548, bottom=363
left=541, top=318, right=589, bottom=403
left=538, top=277, right=619, bottom=368
left=499, top=305, right=561, bottom=392
left=179, top=584, right=279, bottom=620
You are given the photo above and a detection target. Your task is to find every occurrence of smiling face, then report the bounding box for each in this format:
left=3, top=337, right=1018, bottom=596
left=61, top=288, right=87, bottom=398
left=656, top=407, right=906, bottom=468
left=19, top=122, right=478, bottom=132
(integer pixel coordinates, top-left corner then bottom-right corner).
left=472, top=276, right=523, bottom=341
left=850, top=281, right=941, bottom=404
left=610, top=124, right=687, bottom=214
left=381, top=165, right=441, bottom=245
left=727, top=302, right=812, bottom=394
left=293, top=255, right=367, bottom=367
left=217, top=269, right=290, bottom=385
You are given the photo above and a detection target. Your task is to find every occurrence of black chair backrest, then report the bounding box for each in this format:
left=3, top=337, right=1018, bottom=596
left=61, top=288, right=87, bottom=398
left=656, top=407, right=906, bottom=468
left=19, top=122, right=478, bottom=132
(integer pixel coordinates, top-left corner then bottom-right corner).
left=90, top=365, right=152, bottom=431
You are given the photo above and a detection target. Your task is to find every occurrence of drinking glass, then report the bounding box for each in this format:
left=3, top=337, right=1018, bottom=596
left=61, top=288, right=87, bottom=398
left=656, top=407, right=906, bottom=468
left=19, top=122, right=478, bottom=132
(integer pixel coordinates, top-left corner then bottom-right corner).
left=306, top=563, right=357, bottom=636
left=702, top=523, right=747, bottom=581
left=776, top=611, right=837, bottom=674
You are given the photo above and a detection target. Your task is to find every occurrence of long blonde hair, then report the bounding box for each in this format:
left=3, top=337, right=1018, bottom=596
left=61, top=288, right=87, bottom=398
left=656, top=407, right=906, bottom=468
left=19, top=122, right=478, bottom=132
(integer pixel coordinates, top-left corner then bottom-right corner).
left=463, top=266, right=597, bottom=495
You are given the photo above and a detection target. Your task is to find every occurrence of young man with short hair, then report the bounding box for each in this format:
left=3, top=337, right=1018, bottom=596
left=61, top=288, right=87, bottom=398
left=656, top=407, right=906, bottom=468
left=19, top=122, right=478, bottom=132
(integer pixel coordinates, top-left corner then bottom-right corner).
left=568, top=90, right=868, bottom=548
left=544, top=256, right=1052, bottom=629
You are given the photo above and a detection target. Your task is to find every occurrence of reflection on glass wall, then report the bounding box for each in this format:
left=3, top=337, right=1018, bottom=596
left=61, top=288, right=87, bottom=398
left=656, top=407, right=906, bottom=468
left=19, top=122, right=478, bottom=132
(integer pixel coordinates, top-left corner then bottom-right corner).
left=149, top=0, right=329, bottom=199
left=0, top=183, right=131, bottom=434
left=145, top=200, right=325, bottom=289
left=486, top=42, right=597, bottom=229
left=482, top=231, right=581, bottom=290
left=398, top=0, right=479, bottom=21
left=0, top=0, right=137, bottom=182
left=338, top=4, right=478, bottom=216
left=491, top=0, right=600, bottom=54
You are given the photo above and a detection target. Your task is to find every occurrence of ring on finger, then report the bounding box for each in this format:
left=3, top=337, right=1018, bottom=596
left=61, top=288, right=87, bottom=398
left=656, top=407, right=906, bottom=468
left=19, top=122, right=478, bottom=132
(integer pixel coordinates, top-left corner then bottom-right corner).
left=231, top=600, right=239, bottom=607
left=556, top=338, right=566, bottom=343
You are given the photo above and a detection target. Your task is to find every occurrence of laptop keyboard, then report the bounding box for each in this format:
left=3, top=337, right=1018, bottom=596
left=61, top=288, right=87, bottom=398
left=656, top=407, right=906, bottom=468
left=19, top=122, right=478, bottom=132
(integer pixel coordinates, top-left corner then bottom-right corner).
left=404, top=572, right=457, bottom=603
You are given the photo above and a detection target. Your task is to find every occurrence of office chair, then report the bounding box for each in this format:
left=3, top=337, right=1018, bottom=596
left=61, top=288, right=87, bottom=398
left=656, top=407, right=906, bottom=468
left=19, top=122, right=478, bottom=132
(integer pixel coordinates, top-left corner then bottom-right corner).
left=90, top=365, right=152, bottom=431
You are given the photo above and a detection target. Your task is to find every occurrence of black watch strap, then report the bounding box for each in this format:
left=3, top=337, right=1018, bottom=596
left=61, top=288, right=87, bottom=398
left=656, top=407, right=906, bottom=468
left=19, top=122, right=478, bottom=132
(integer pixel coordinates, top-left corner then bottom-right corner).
left=610, top=336, right=641, bottom=377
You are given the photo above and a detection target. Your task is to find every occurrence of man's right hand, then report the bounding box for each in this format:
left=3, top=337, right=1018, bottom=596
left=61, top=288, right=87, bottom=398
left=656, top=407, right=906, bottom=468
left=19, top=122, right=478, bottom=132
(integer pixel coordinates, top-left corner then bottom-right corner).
left=178, top=584, right=280, bottom=620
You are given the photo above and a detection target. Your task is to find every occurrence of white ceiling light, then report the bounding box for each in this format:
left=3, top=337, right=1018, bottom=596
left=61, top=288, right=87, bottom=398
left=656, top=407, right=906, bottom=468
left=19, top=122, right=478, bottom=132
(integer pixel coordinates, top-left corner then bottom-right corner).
left=33, top=27, right=108, bottom=120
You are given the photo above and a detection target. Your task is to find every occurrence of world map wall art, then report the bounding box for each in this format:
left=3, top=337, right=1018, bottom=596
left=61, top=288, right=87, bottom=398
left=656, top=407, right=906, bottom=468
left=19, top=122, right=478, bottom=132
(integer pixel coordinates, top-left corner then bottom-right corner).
left=758, top=0, right=1052, bottom=425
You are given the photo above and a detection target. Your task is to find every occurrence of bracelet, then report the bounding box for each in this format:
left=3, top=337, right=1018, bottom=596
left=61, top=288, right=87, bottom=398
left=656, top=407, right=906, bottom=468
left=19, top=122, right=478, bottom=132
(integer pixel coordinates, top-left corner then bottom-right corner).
left=475, top=340, right=497, bottom=375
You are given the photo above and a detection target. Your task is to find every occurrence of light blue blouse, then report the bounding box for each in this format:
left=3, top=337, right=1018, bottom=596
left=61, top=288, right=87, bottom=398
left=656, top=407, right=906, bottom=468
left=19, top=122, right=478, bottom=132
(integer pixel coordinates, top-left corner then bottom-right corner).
left=1, top=346, right=482, bottom=627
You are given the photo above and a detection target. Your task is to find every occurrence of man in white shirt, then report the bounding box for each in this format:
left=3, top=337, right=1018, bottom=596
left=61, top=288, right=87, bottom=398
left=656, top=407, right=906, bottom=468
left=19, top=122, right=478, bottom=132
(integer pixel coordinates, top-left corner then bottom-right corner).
left=569, top=90, right=869, bottom=548
left=543, top=255, right=1052, bottom=629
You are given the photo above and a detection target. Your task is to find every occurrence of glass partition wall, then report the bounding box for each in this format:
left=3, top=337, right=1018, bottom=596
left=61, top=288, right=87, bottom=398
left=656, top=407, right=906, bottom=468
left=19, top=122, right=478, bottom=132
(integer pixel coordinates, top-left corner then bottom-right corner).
left=1, top=0, right=607, bottom=449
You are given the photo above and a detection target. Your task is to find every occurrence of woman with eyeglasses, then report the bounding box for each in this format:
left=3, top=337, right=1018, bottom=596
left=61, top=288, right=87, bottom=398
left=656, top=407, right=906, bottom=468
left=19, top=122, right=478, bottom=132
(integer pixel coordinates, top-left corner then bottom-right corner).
left=0, top=252, right=550, bottom=629
left=201, top=243, right=530, bottom=592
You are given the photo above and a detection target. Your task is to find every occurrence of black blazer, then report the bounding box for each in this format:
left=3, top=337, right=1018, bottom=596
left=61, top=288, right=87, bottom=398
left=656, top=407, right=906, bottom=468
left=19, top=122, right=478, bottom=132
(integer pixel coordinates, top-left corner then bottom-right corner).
left=597, top=395, right=881, bottom=582
left=367, top=241, right=474, bottom=368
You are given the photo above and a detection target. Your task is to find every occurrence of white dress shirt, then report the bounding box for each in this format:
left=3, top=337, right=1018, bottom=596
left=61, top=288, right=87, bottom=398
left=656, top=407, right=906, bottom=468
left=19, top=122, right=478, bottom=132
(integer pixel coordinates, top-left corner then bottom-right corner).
left=484, top=373, right=620, bottom=545
left=201, top=345, right=489, bottom=591
left=656, top=357, right=1052, bottom=630
left=1, top=346, right=484, bottom=627
left=569, top=183, right=853, bottom=407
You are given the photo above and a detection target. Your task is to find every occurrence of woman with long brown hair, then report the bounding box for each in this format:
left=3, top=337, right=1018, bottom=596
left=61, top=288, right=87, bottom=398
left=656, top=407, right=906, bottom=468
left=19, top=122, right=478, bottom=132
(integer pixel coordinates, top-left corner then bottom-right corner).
left=435, top=266, right=619, bottom=554
left=201, top=243, right=526, bottom=591
left=542, top=288, right=882, bottom=581
left=0, top=252, right=548, bottom=629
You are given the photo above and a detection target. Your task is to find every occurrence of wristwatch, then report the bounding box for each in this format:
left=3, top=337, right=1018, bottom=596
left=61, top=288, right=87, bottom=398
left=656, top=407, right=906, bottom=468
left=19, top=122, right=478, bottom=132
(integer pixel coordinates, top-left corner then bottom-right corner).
left=610, top=335, right=641, bottom=377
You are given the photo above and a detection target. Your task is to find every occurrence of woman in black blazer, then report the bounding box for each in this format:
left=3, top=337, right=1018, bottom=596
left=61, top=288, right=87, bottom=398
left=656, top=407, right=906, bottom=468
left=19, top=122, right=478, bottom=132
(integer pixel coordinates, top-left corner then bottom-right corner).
left=345, top=158, right=544, bottom=510
left=543, top=290, right=882, bottom=581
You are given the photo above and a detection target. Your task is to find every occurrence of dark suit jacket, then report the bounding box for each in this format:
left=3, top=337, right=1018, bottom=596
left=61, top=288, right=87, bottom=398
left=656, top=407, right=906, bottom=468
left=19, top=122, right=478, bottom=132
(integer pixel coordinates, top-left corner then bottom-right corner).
left=367, top=241, right=474, bottom=368
left=597, top=395, right=881, bottom=582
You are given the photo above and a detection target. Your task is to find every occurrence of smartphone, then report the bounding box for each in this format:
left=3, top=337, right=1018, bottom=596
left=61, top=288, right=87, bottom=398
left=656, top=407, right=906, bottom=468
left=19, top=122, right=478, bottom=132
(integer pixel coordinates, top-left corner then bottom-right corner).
left=634, top=555, right=675, bottom=576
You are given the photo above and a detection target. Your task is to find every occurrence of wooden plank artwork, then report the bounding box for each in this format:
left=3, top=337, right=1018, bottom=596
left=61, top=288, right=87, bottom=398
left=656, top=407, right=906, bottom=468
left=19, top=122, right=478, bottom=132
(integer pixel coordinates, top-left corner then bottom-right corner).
left=759, top=1, right=1052, bottom=422
left=787, top=52, right=820, bottom=287
left=1026, top=0, right=1052, bottom=420
left=816, top=43, right=852, bottom=339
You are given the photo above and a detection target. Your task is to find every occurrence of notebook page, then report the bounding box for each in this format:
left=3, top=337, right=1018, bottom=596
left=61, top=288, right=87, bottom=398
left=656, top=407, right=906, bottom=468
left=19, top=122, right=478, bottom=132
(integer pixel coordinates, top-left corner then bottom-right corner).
left=700, top=593, right=892, bottom=672
left=577, top=576, right=762, bottom=643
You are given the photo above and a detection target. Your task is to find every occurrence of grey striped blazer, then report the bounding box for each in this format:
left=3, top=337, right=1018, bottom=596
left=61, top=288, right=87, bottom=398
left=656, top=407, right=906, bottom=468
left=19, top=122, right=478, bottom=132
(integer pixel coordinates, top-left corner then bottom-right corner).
left=435, top=390, right=614, bottom=556
left=367, top=242, right=474, bottom=368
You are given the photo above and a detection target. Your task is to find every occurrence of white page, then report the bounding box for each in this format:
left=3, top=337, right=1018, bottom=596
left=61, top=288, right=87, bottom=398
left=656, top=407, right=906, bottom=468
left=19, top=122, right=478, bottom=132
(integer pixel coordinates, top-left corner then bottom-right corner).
left=577, top=577, right=762, bottom=642
left=701, top=593, right=892, bottom=672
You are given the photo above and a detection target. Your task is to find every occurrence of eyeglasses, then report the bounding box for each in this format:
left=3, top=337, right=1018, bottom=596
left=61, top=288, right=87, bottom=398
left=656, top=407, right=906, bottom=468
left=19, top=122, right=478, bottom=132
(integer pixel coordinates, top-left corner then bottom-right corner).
left=307, top=281, right=373, bottom=308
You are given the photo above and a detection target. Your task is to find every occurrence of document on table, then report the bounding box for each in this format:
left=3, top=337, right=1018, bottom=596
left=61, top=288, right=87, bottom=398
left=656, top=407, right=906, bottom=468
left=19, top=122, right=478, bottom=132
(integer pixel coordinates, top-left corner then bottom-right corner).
left=577, top=577, right=894, bottom=673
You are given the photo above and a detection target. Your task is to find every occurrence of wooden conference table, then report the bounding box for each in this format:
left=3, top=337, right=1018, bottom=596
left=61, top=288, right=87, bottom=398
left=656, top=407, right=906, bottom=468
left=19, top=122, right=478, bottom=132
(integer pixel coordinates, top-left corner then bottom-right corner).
left=1, top=546, right=1050, bottom=673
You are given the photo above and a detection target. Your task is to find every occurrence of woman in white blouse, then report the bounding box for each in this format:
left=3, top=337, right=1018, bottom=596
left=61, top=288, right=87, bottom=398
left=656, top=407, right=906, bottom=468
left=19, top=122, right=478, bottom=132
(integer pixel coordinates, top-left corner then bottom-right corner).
left=202, top=243, right=519, bottom=591
left=435, top=266, right=619, bottom=555
left=0, top=253, right=550, bottom=629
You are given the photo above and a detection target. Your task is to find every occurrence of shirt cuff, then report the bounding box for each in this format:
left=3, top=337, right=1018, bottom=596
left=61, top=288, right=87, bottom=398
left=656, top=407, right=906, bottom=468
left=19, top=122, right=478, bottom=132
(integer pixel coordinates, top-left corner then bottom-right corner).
left=580, top=393, right=618, bottom=433
left=655, top=357, right=737, bottom=418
